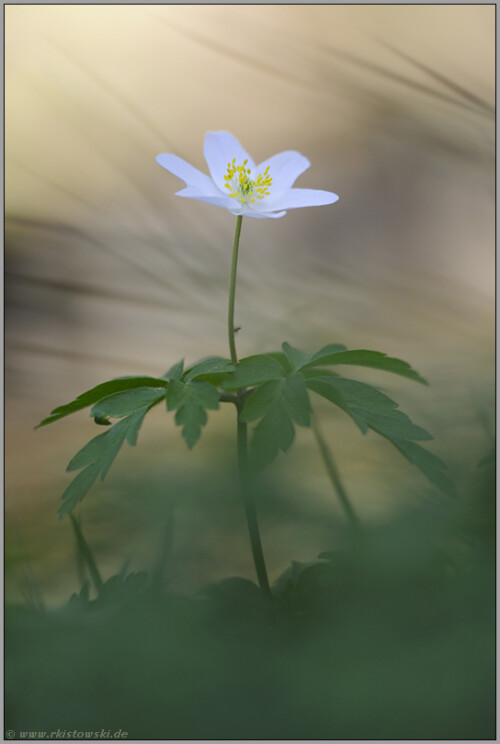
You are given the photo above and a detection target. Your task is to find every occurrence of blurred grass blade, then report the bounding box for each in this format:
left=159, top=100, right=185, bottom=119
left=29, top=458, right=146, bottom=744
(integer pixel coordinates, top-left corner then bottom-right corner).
left=70, top=514, right=104, bottom=597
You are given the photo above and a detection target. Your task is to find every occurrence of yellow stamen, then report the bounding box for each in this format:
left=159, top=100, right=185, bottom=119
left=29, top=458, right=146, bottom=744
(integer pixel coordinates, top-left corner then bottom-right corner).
left=223, top=159, right=272, bottom=204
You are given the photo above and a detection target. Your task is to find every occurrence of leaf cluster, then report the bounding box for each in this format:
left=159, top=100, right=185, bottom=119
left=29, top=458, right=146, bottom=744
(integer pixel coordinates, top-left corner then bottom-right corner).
left=38, top=343, right=453, bottom=517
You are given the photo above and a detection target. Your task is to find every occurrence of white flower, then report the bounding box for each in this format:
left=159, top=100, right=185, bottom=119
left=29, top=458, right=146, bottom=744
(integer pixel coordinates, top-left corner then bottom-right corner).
left=156, top=131, right=339, bottom=219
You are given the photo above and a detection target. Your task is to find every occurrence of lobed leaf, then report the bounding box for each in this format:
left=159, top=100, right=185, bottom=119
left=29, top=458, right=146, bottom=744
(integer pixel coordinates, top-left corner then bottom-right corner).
left=184, top=357, right=236, bottom=382
left=174, top=406, right=208, bottom=450
left=282, top=342, right=314, bottom=371
left=58, top=405, right=153, bottom=518
left=277, top=342, right=427, bottom=385
left=239, top=380, right=282, bottom=422
left=59, top=464, right=102, bottom=519
left=251, top=403, right=295, bottom=470
left=302, top=347, right=428, bottom=385
left=281, top=372, right=312, bottom=427
left=162, top=359, right=184, bottom=381
left=90, top=388, right=166, bottom=419
left=241, top=371, right=312, bottom=470
left=221, top=354, right=287, bottom=390
left=390, top=440, right=455, bottom=496
left=166, top=379, right=219, bottom=448
left=66, top=431, right=110, bottom=472
left=37, top=376, right=169, bottom=428
left=281, top=342, right=347, bottom=371
left=307, top=373, right=453, bottom=495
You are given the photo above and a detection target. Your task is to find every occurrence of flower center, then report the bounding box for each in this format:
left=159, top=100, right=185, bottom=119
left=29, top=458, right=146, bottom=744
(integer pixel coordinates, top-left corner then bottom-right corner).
left=223, top=159, right=272, bottom=203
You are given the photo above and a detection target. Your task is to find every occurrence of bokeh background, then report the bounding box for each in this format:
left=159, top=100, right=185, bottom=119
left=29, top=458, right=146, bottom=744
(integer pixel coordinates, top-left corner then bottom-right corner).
left=5, top=4, right=494, bottom=605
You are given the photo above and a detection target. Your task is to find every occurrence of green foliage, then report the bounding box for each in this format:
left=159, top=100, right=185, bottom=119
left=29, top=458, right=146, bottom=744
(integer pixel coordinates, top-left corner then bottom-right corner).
left=90, top=388, right=166, bottom=419
left=306, top=373, right=454, bottom=495
left=59, top=404, right=154, bottom=519
left=162, top=359, right=184, bottom=381
left=221, top=354, right=286, bottom=389
left=166, top=379, right=220, bottom=449
left=240, top=372, right=311, bottom=469
left=38, top=340, right=449, bottom=515
left=6, top=480, right=495, bottom=740
left=219, top=342, right=451, bottom=492
left=36, top=376, right=169, bottom=428
left=184, top=357, right=235, bottom=382
left=284, top=342, right=428, bottom=384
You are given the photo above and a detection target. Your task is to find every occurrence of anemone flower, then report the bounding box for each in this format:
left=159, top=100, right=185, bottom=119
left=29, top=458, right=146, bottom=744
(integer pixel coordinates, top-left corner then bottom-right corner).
left=156, top=131, right=339, bottom=219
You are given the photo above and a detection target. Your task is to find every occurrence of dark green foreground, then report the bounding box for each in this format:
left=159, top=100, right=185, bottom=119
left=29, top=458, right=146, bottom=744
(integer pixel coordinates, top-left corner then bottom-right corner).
left=6, top=458, right=495, bottom=740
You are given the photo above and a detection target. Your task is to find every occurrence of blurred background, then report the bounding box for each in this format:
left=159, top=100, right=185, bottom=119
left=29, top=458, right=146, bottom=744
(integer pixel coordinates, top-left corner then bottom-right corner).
left=5, top=5, right=494, bottom=605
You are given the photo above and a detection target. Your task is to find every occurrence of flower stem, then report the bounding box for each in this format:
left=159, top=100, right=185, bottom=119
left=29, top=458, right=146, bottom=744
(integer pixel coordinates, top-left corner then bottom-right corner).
left=228, top=215, right=243, bottom=365
left=237, top=412, right=271, bottom=596
left=228, top=215, right=271, bottom=596
left=312, top=416, right=361, bottom=530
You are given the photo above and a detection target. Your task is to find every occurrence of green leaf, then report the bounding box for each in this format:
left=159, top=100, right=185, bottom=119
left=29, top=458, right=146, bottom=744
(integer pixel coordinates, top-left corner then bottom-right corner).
left=282, top=342, right=313, bottom=371
left=37, top=376, right=169, bottom=428
left=251, top=403, right=295, bottom=470
left=58, top=405, right=153, bottom=519
left=125, top=408, right=151, bottom=446
left=184, top=357, right=235, bottom=382
left=239, top=380, right=283, bottom=422
left=263, top=351, right=293, bottom=373
left=59, top=464, right=101, bottom=519
left=302, top=347, right=428, bottom=385
left=90, top=388, right=166, bottom=419
left=174, top=406, right=208, bottom=449
left=67, top=431, right=110, bottom=472
left=307, top=374, right=452, bottom=494
left=221, top=354, right=287, bottom=390
left=162, top=359, right=184, bottom=381
left=306, top=377, right=384, bottom=433
left=280, top=341, right=347, bottom=370
left=281, top=372, right=312, bottom=426
left=97, top=416, right=137, bottom=479
left=391, top=440, right=455, bottom=496
left=277, top=342, right=427, bottom=384
left=240, top=372, right=312, bottom=470
left=309, top=376, right=430, bottom=439
left=308, top=376, right=430, bottom=440
left=166, top=380, right=219, bottom=448
left=165, top=379, right=186, bottom=409
left=306, top=343, right=348, bottom=363
left=302, top=368, right=340, bottom=381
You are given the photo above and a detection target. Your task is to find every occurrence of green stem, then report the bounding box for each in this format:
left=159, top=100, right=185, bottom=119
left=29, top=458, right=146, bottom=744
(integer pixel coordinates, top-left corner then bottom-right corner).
left=237, top=413, right=271, bottom=596
left=312, top=416, right=361, bottom=530
left=228, top=215, right=243, bottom=365
left=228, top=215, right=271, bottom=596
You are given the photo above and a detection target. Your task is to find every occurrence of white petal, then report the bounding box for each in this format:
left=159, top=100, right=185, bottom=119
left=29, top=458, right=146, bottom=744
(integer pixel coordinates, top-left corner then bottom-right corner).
left=204, top=132, right=255, bottom=191
left=243, top=210, right=287, bottom=219
left=226, top=203, right=287, bottom=219
left=156, top=153, right=218, bottom=194
left=255, top=151, right=310, bottom=191
left=260, top=188, right=339, bottom=211
left=176, top=186, right=234, bottom=208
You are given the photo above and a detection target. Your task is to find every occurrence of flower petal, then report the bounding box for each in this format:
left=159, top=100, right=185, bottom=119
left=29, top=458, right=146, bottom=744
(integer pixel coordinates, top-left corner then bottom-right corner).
left=176, top=186, right=235, bottom=208
left=255, top=151, right=310, bottom=191
left=242, top=209, right=287, bottom=219
left=259, top=188, right=339, bottom=211
left=204, top=132, right=255, bottom=192
left=156, top=154, right=218, bottom=194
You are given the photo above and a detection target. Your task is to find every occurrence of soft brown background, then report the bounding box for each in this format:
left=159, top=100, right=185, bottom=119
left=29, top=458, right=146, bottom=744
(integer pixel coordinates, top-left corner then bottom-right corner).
left=5, top=5, right=494, bottom=603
